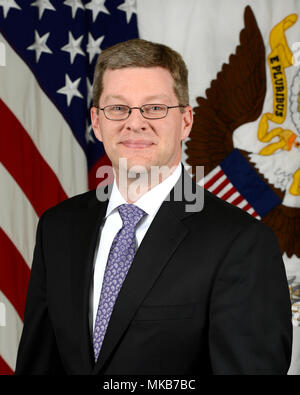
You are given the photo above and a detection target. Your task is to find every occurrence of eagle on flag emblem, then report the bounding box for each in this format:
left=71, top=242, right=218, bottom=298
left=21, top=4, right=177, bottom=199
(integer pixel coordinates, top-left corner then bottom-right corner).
left=186, top=5, right=300, bottom=323
left=186, top=5, right=299, bottom=258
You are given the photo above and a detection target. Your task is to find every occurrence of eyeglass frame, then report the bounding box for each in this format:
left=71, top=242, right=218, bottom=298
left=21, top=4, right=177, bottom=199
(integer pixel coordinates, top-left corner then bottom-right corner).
left=95, top=104, right=188, bottom=120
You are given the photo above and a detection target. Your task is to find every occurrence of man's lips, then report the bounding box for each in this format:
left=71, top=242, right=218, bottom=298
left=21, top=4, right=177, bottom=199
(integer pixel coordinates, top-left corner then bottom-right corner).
left=120, top=140, right=154, bottom=149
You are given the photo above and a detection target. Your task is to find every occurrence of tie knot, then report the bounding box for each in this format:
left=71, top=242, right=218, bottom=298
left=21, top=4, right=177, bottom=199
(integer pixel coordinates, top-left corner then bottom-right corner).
left=118, top=204, right=146, bottom=228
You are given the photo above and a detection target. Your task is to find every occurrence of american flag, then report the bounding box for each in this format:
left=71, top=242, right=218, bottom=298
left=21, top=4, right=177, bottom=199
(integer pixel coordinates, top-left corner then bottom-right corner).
left=0, top=0, right=138, bottom=374
left=201, top=149, right=282, bottom=220
left=204, top=166, right=261, bottom=219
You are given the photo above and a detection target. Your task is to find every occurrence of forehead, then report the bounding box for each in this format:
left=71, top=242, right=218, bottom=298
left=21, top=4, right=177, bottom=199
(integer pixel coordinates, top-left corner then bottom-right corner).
left=100, top=67, right=176, bottom=103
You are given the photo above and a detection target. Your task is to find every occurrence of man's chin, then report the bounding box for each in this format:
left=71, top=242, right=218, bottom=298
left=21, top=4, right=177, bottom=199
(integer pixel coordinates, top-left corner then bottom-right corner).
left=117, top=158, right=153, bottom=175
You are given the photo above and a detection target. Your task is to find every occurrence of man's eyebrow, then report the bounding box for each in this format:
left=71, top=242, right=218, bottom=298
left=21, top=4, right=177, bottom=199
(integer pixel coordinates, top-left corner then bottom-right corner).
left=103, top=94, right=126, bottom=102
left=143, top=94, right=171, bottom=102
left=103, top=94, right=171, bottom=103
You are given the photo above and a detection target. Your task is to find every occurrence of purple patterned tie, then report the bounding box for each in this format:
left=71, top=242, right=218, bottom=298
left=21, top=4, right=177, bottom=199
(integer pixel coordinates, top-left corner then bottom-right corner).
left=93, top=204, right=146, bottom=361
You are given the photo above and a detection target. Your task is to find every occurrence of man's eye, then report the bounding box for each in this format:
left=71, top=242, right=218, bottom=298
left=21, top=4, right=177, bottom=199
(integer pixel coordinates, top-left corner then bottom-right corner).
left=111, top=106, right=126, bottom=112
left=144, top=105, right=164, bottom=112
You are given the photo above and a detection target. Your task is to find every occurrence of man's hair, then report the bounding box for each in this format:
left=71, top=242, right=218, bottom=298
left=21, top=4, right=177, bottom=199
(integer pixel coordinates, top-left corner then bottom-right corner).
left=92, top=39, right=189, bottom=107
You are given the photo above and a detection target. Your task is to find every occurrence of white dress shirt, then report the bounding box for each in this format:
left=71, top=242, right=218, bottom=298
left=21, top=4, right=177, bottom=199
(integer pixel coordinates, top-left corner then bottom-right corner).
left=91, top=163, right=182, bottom=332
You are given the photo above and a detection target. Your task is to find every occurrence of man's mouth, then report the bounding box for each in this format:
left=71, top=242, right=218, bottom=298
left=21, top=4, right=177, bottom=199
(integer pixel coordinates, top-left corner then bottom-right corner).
left=120, top=140, right=154, bottom=149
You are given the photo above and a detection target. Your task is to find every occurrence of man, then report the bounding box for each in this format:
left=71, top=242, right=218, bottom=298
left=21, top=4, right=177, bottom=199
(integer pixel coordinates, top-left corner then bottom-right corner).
left=15, top=39, right=292, bottom=375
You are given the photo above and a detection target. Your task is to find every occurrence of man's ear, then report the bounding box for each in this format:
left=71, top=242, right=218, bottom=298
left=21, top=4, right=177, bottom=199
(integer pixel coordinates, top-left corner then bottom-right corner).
left=90, top=106, right=103, bottom=142
left=181, top=105, right=193, bottom=141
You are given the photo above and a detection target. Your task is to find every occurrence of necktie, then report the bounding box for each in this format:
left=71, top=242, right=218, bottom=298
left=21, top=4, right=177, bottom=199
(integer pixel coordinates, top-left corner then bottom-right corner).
left=93, top=204, right=146, bottom=361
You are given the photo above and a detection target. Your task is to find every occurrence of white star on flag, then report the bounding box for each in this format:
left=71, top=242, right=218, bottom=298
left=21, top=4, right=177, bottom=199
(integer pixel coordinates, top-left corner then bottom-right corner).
left=85, top=0, right=110, bottom=22
left=27, top=30, right=53, bottom=63
left=85, top=121, right=96, bottom=144
left=86, top=32, right=104, bottom=63
left=86, top=77, right=93, bottom=106
left=63, top=0, right=84, bottom=19
left=117, top=0, right=136, bottom=24
left=61, top=31, right=85, bottom=64
left=57, top=74, right=83, bottom=106
left=31, top=0, right=56, bottom=20
left=0, top=0, right=21, bottom=18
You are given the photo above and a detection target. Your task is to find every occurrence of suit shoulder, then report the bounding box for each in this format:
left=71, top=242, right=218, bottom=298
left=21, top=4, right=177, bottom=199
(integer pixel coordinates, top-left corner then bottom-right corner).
left=41, top=189, right=99, bottom=218
left=202, top=187, right=260, bottom=227
left=181, top=168, right=259, bottom=229
left=193, top=187, right=279, bottom=250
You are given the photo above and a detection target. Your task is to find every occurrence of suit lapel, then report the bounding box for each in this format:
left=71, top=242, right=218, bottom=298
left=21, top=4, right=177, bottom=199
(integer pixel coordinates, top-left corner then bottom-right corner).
left=92, top=169, right=197, bottom=374
left=70, top=192, right=108, bottom=373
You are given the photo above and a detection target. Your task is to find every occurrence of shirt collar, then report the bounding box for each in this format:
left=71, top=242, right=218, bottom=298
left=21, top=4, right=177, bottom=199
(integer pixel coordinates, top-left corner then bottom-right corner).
left=106, top=163, right=182, bottom=218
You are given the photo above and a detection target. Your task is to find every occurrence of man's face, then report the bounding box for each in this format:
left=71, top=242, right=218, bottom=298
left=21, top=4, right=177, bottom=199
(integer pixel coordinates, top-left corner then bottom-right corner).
left=91, top=66, right=193, bottom=175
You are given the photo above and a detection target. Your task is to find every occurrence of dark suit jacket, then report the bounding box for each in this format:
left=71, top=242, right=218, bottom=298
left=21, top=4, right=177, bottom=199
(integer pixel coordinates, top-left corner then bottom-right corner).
left=15, top=169, right=292, bottom=375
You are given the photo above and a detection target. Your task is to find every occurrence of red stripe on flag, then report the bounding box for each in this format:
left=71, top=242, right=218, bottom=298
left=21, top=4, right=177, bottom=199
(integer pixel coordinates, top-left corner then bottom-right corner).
left=0, top=355, right=13, bottom=375
left=0, top=229, right=30, bottom=321
left=241, top=202, right=259, bottom=217
left=211, top=177, right=230, bottom=195
left=220, top=186, right=237, bottom=201
left=0, top=99, right=68, bottom=216
left=204, top=169, right=224, bottom=189
left=231, top=195, right=244, bottom=206
left=242, top=203, right=251, bottom=211
left=88, top=153, right=112, bottom=190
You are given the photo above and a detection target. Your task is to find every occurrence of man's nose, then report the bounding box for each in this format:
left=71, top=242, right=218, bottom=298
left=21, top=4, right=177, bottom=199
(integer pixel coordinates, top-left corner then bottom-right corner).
left=125, top=107, right=148, bottom=131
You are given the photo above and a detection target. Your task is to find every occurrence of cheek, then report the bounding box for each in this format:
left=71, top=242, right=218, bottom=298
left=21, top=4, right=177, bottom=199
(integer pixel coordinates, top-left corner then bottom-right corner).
left=99, top=122, right=121, bottom=142
left=159, top=122, right=184, bottom=148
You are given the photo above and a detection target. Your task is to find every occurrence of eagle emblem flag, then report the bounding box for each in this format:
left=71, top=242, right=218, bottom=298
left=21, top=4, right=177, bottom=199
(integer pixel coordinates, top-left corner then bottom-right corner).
left=185, top=6, right=300, bottom=329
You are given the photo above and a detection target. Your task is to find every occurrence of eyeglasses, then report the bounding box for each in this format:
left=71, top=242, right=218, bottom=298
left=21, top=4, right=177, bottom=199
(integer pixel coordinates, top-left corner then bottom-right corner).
left=96, top=104, right=187, bottom=120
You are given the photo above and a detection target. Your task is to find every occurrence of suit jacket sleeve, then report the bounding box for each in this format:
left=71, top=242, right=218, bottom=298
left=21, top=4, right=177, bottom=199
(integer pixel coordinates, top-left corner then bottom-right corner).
left=15, top=213, right=65, bottom=375
left=209, top=220, right=292, bottom=374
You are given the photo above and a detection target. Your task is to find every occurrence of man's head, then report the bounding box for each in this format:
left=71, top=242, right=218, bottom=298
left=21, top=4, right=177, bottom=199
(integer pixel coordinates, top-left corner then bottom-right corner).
left=90, top=39, right=193, bottom=179
left=92, top=39, right=189, bottom=108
